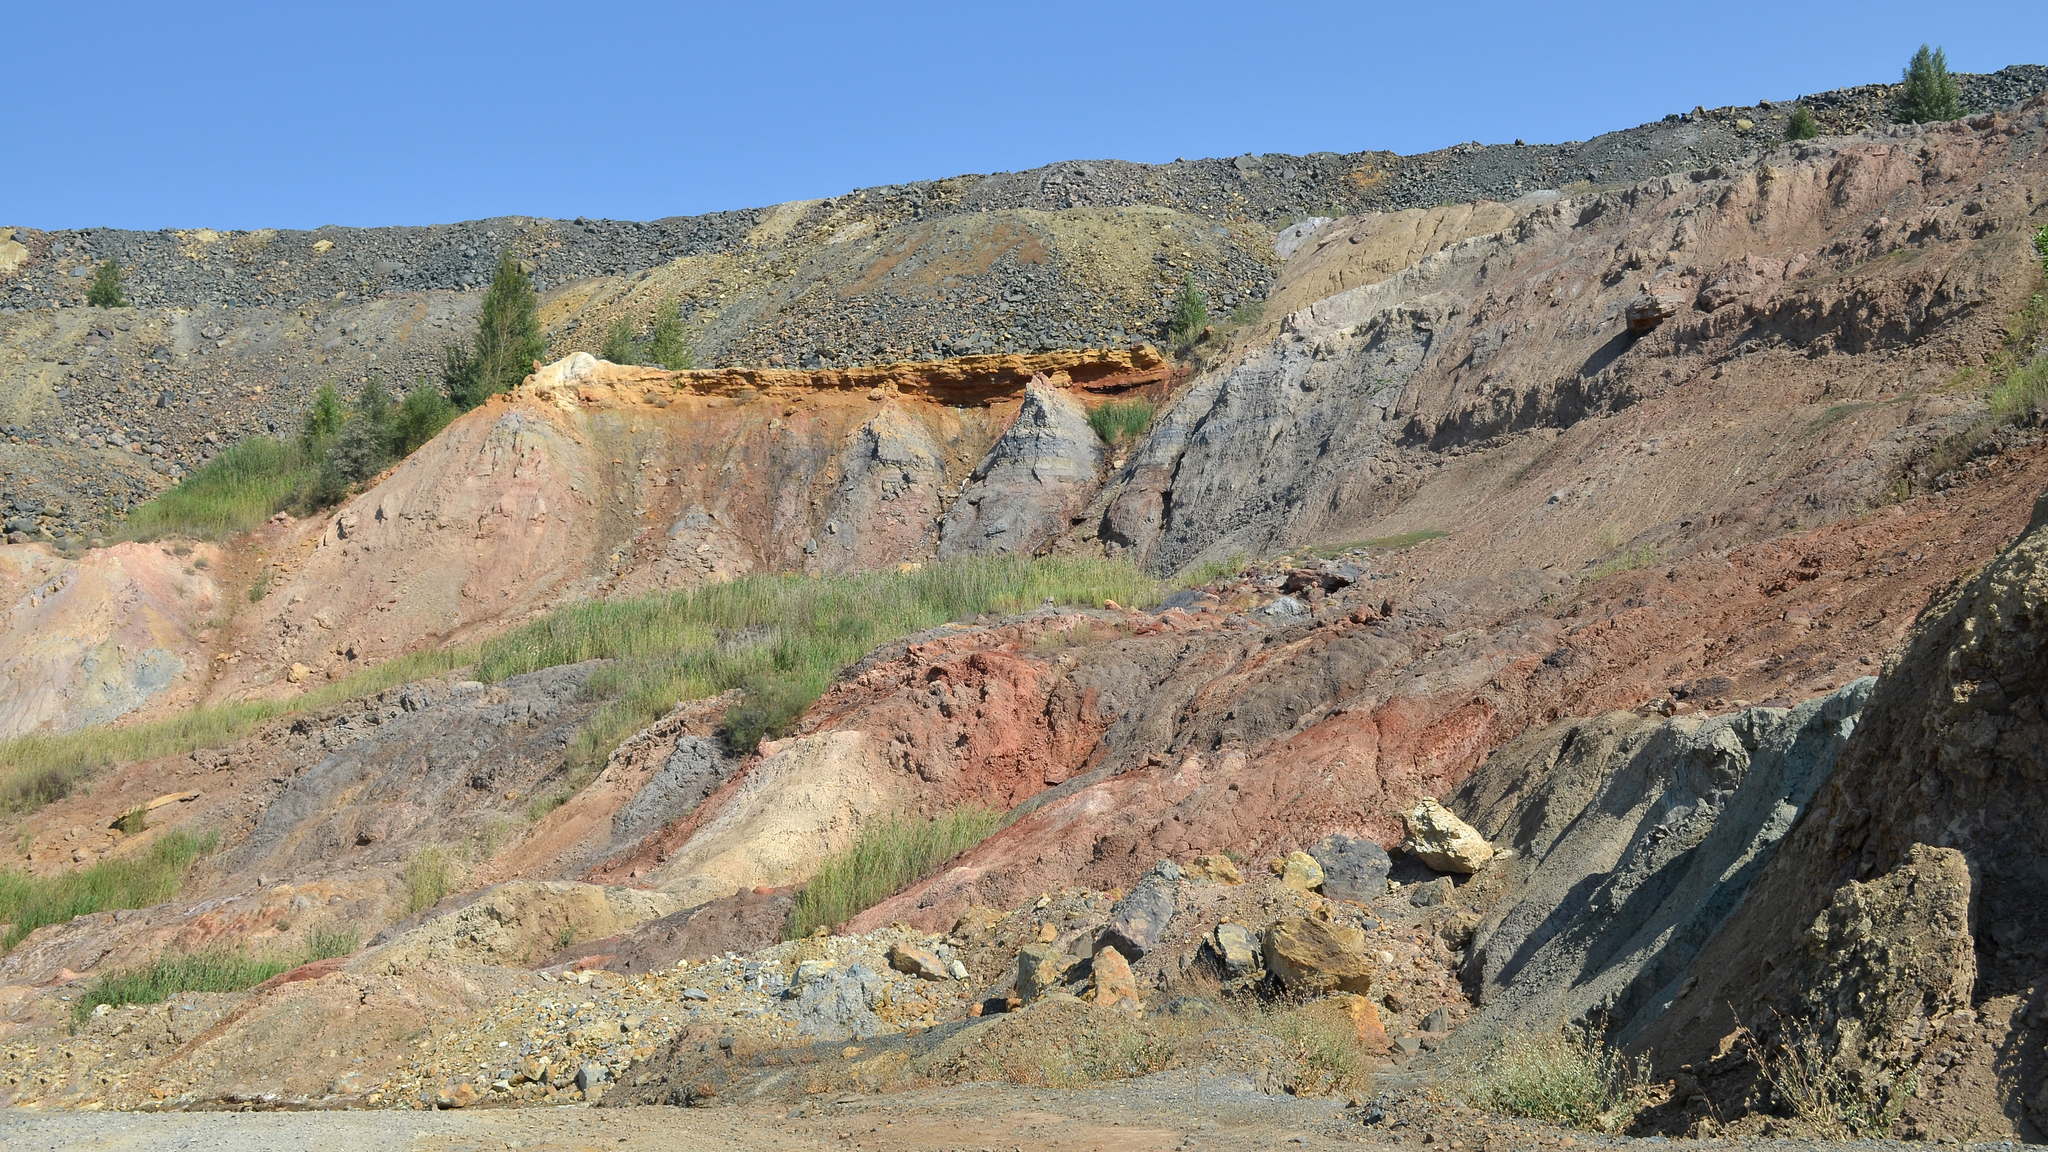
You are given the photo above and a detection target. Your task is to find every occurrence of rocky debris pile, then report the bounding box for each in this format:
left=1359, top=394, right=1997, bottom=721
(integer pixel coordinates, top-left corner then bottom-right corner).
left=410, top=926, right=975, bottom=1107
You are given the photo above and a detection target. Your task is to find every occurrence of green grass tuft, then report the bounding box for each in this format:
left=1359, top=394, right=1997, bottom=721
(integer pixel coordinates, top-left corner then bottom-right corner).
left=70, top=925, right=359, bottom=1022
left=1582, top=544, right=1663, bottom=582
left=120, top=437, right=319, bottom=542
left=0, top=830, right=216, bottom=950
left=403, top=845, right=458, bottom=914
left=1087, top=399, right=1156, bottom=446
left=786, top=804, right=1006, bottom=939
left=1469, top=1025, right=1654, bottom=1131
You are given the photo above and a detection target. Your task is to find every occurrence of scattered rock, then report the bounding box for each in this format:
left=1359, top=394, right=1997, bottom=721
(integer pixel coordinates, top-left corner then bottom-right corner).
left=1087, top=945, right=1141, bottom=1012
left=1211, top=922, right=1260, bottom=978
left=432, top=1082, right=478, bottom=1109
left=1098, top=874, right=1177, bottom=960
left=1014, top=944, right=1062, bottom=1004
left=1408, top=876, right=1454, bottom=908
left=1274, top=850, right=1324, bottom=892
left=1185, top=853, right=1244, bottom=884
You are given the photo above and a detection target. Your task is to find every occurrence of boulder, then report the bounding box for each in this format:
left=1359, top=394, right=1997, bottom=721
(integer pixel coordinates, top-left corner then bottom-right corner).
left=937, top=375, right=1103, bottom=559
left=1212, top=922, right=1260, bottom=977
left=1625, top=289, right=1684, bottom=333
left=1014, top=944, right=1062, bottom=1003
left=1186, top=853, right=1243, bottom=884
left=1403, top=799, right=1494, bottom=874
left=1099, top=875, right=1177, bottom=960
left=1263, top=907, right=1376, bottom=994
left=1087, top=946, right=1142, bottom=1012
left=887, top=942, right=949, bottom=981
left=1275, top=850, right=1324, bottom=892
left=1309, top=833, right=1391, bottom=902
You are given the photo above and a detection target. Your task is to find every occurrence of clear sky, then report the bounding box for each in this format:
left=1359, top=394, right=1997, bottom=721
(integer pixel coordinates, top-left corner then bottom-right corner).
left=9, top=1, right=2045, bottom=231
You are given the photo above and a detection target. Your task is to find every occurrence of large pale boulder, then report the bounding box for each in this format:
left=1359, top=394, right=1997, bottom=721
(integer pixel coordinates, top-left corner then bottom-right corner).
left=1403, top=798, right=1494, bottom=874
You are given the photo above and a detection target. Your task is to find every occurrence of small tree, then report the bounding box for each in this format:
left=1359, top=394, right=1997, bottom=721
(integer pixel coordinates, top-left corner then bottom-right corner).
left=313, top=379, right=397, bottom=505
left=1168, top=275, right=1209, bottom=355
left=300, top=383, right=346, bottom=452
left=1898, top=44, right=1963, bottom=124
left=599, top=315, right=639, bottom=364
left=1786, top=106, right=1820, bottom=141
left=443, top=252, right=545, bottom=410
left=645, top=295, right=694, bottom=369
left=86, top=260, right=126, bottom=308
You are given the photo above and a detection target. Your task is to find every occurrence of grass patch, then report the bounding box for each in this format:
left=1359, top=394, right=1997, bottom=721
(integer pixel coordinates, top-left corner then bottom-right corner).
left=0, top=556, right=1156, bottom=822
left=120, top=437, right=318, bottom=542
left=1581, top=544, right=1662, bottom=582
left=0, top=830, right=215, bottom=950
left=403, top=845, right=458, bottom=915
left=1326, top=530, right=1449, bottom=552
left=1086, top=398, right=1155, bottom=446
left=70, top=925, right=359, bottom=1022
left=475, top=554, right=1159, bottom=769
left=1174, top=552, right=1246, bottom=588
left=1467, top=1024, right=1654, bottom=1132
left=785, top=804, right=1006, bottom=938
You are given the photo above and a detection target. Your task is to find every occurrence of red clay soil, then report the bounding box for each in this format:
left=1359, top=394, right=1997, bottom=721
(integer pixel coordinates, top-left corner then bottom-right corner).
left=837, top=443, right=2048, bottom=932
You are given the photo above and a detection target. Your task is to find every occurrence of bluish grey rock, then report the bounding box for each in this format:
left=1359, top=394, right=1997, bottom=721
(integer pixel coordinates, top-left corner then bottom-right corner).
left=1100, top=875, right=1177, bottom=960
left=1308, top=833, right=1391, bottom=902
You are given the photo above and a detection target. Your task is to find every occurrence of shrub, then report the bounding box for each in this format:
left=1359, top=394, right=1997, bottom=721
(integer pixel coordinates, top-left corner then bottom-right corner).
left=85, top=260, right=126, bottom=308
left=388, top=381, right=456, bottom=456
left=785, top=804, right=1005, bottom=938
left=1087, top=398, right=1155, bottom=446
left=1168, top=275, right=1209, bottom=355
left=1469, top=1024, right=1654, bottom=1131
left=1785, top=106, right=1820, bottom=141
left=442, top=252, right=545, bottom=410
left=1898, top=44, right=1962, bottom=124
left=599, top=315, right=639, bottom=365
left=404, top=845, right=457, bottom=914
left=0, top=830, right=215, bottom=950
left=1739, top=1019, right=1912, bottom=1139
left=69, top=926, right=359, bottom=1021
left=309, top=378, right=397, bottom=506
left=598, top=297, right=695, bottom=369
left=299, top=383, right=345, bottom=451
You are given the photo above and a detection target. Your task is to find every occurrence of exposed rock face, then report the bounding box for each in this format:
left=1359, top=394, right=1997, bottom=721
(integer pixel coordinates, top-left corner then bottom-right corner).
left=939, top=376, right=1104, bottom=559
left=1080, top=103, right=2048, bottom=578
left=1445, top=682, right=1871, bottom=1051
left=226, top=666, right=605, bottom=881
left=1634, top=488, right=2048, bottom=1133
left=1404, top=799, right=1494, bottom=874
left=0, top=540, right=219, bottom=738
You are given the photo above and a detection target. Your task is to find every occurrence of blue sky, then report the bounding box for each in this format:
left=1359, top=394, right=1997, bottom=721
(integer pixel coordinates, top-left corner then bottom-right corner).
left=9, top=1, right=2044, bottom=230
